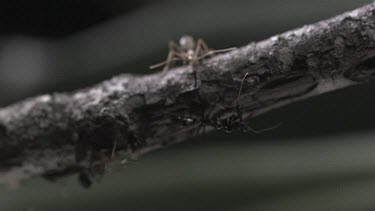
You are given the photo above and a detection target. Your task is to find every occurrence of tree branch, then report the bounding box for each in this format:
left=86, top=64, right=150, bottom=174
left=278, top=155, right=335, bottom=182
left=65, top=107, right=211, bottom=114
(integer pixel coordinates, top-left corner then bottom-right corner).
left=1, top=3, right=375, bottom=185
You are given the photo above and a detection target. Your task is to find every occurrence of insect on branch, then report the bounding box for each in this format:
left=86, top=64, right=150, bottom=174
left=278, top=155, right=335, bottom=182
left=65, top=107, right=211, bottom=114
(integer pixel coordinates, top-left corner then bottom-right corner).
left=150, top=35, right=236, bottom=72
left=1, top=3, right=375, bottom=185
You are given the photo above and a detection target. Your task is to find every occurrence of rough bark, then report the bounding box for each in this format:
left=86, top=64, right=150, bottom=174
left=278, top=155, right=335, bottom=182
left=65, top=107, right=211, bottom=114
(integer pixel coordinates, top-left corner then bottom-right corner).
left=1, top=3, right=375, bottom=185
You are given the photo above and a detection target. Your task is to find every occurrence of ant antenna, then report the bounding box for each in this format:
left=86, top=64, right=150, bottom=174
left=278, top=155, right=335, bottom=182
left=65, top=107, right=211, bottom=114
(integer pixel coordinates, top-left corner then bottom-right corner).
left=236, top=72, right=249, bottom=108
left=197, top=47, right=237, bottom=60
left=235, top=72, right=282, bottom=133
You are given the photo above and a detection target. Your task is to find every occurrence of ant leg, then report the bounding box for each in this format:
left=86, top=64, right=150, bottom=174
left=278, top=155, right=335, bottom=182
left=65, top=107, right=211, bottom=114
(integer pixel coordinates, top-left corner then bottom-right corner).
left=232, top=72, right=282, bottom=134
left=236, top=73, right=249, bottom=121
left=163, top=41, right=185, bottom=72
left=197, top=47, right=237, bottom=60
left=162, top=51, right=177, bottom=72
left=191, top=39, right=210, bottom=87
left=236, top=75, right=282, bottom=133
left=168, top=40, right=182, bottom=52
left=240, top=122, right=262, bottom=133
left=149, top=57, right=181, bottom=70
left=161, top=51, right=185, bottom=72
left=149, top=41, right=183, bottom=70
left=241, top=122, right=282, bottom=133
left=168, top=41, right=186, bottom=67
left=111, top=138, right=118, bottom=159
left=195, top=38, right=236, bottom=60
left=196, top=39, right=211, bottom=56
left=235, top=73, right=267, bottom=133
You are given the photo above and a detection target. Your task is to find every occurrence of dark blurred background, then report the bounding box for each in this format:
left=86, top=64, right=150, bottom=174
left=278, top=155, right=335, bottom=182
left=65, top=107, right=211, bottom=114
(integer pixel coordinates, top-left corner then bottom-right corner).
left=1, top=0, right=375, bottom=211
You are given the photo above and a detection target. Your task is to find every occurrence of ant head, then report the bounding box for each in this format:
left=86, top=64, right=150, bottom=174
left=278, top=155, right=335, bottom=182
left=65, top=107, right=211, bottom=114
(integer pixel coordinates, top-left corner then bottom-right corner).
left=179, top=35, right=195, bottom=50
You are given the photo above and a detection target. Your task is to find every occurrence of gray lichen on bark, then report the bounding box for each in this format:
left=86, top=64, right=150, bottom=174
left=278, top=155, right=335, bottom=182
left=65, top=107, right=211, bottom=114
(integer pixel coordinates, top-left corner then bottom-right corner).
left=1, top=3, right=375, bottom=185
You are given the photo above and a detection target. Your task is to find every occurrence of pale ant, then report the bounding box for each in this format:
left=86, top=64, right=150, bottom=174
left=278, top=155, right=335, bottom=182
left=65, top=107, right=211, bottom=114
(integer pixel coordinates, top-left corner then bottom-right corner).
left=150, top=35, right=236, bottom=72
left=200, top=73, right=281, bottom=133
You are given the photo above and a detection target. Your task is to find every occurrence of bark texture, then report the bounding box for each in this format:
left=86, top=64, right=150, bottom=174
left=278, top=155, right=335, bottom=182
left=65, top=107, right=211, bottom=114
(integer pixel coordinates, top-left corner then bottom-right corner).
left=1, top=3, right=375, bottom=185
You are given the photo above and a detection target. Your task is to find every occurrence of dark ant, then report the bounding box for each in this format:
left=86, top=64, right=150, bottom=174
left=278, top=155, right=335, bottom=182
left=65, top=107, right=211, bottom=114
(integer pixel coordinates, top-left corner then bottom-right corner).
left=200, top=73, right=280, bottom=134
